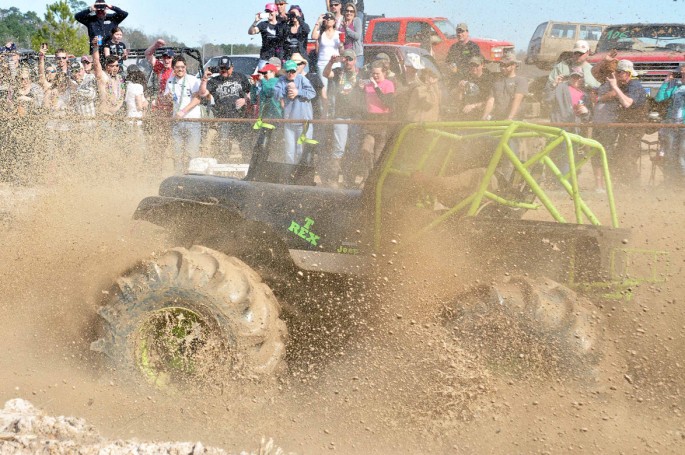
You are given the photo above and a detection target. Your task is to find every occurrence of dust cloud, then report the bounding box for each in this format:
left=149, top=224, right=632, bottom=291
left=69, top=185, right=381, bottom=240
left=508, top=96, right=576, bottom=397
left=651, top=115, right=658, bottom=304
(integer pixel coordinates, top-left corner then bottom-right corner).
left=0, top=118, right=684, bottom=454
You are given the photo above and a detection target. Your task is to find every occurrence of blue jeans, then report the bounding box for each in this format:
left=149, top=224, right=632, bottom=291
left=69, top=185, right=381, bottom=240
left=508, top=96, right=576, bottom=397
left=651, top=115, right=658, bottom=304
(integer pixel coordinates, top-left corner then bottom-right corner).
left=284, top=123, right=312, bottom=164
left=661, top=124, right=685, bottom=182
left=172, top=121, right=201, bottom=173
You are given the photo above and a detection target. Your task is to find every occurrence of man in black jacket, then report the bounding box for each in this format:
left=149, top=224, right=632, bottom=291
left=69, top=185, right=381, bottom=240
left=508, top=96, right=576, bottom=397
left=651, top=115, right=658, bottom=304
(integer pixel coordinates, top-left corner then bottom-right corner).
left=75, top=1, right=129, bottom=53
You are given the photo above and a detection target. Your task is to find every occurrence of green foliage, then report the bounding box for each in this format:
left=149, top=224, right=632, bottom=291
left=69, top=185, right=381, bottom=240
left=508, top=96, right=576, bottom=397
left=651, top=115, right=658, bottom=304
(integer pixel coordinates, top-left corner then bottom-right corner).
left=31, top=0, right=88, bottom=55
left=67, top=0, right=88, bottom=13
left=0, top=7, right=42, bottom=48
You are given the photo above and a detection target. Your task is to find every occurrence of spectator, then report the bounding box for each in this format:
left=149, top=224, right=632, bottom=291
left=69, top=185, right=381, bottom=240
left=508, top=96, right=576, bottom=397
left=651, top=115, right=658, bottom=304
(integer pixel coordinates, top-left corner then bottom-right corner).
left=75, top=1, right=129, bottom=53
left=67, top=60, right=97, bottom=118
left=274, top=59, right=316, bottom=164
left=481, top=56, right=527, bottom=121
left=655, top=66, right=685, bottom=187
left=37, top=51, right=57, bottom=93
left=455, top=55, right=494, bottom=120
left=275, top=0, right=289, bottom=23
left=592, top=59, right=647, bottom=188
left=124, top=64, right=148, bottom=119
left=405, top=67, right=441, bottom=122
left=249, top=3, right=285, bottom=70
left=326, top=0, right=344, bottom=29
left=103, top=27, right=128, bottom=66
left=292, top=53, right=323, bottom=121
left=54, top=48, right=69, bottom=75
left=92, top=37, right=125, bottom=116
left=311, top=12, right=341, bottom=105
left=163, top=55, right=204, bottom=173
left=14, top=67, right=44, bottom=116
left=360, top=61, right=395, bottom=182
left=324, top=49, right=362, bottom=186
left=253, top=63, right=282, bottom=119
left=544, top=70, right=590, bottom=124
left=394, top=52, right=424, bottom=120
left=340, top=3, right=363, bottom=68
left=2, top=42, right=20, bottom=78
left=445, top=23, right=482, bottom=79
left=283, top=6, right=310, bottom=60
left=199, top=56, right=252, bottom=157
left=81, top=55, right=94, bottom=74
left=145, top=40, right=175, bottom=114
left=546, top=40, right=600, bottom=91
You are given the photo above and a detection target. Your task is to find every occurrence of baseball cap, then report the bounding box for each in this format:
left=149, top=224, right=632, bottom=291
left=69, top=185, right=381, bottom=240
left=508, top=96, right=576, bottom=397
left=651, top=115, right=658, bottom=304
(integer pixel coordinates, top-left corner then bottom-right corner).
left=69, top=61, right=82, bottom=72
left=468, top=55, right=484, bottom=65
left=259, top=63, right=278, bottom=73
left=404, top=53, right=424, bottom=69
left=616, top=59, right=637, bottom=76
left=342, top=49, right=356, bottom=59
left=161, top=49, right=175, bottom=57
left=94, top=0, right=106, bottom=9
left=572, top=40, right=590, bottom=53
left=268, top=56, right=282, bottom=67
left=265, top=3, right=277, bottom=12
left=330, top=0, right=341, bottom=4
left=2, top=42, right=17, bottom=53
left=323, top=12, right=335, bottom=20
left=219, top=56, right=233, bottom=68
left=81, top=55, right=92, bottom=63
left=290, top=52, right=307, bottom=63
left=374, top=52, right=390, bottom=62
left=284, top=60, right=297, bottom=71
left=456, top=23, right=468, bottom=31
left=275, top=0, right=288, bottom=4
left=569, top=70, right=584, bottom=78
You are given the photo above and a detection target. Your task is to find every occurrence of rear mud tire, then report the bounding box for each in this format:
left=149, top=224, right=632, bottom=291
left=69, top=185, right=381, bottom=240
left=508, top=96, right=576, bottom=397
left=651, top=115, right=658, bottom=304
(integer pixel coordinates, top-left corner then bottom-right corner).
left=91, top=246, right=287, bottom=389
left=445, top=276, right=601, bottom=379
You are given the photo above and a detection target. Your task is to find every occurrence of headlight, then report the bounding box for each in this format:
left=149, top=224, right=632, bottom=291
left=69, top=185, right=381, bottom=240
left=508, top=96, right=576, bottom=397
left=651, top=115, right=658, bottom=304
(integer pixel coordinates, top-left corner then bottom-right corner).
left=491, top=47, right=504, bottom=60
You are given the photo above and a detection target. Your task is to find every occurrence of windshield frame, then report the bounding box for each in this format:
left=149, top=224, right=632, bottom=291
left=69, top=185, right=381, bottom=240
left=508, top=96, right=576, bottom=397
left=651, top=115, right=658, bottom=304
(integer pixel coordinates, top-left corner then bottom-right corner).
left=434, top=20, right=457, bottom=39
left=597, top=24, right=685, bottom=52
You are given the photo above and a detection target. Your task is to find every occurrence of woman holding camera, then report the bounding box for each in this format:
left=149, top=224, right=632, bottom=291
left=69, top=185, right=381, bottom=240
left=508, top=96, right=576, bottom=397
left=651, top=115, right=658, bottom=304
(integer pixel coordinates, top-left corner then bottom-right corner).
left=283, top=5, right=310, bottom=61
left=312, top=12, right=341, bottom=86
left=248, top=3, right=285, bottom=70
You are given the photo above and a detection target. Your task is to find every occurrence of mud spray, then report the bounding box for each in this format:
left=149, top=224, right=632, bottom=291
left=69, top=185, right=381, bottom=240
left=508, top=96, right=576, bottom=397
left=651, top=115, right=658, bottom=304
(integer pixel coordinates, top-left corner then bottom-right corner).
left=0, top=118, right=684, bottom=453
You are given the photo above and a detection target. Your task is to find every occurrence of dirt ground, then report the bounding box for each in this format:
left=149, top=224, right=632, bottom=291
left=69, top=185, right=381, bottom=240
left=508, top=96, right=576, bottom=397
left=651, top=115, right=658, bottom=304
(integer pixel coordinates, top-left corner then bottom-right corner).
left=0, top=127, right=684, bottom=454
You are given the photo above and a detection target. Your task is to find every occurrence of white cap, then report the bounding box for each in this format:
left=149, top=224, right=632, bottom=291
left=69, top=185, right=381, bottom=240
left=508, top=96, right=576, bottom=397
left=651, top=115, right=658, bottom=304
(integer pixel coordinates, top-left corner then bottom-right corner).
left=572, top=40, right=590, bottom=53
left=405, top=53, right=425, bottom=70
left=616, top=59, right=637, bottom=76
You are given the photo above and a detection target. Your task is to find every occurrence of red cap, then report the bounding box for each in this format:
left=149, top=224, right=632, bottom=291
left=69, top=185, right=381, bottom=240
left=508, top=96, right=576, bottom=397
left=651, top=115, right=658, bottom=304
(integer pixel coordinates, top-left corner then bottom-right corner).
left=259, top=63, right=279, bottom=73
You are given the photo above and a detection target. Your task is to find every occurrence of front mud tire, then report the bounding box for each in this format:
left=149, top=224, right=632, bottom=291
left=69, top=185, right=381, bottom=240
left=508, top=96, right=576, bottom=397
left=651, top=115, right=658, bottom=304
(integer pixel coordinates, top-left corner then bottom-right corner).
left=445, top=276, right=601, bottom=378
left=91, top=246, right=287, bottom=388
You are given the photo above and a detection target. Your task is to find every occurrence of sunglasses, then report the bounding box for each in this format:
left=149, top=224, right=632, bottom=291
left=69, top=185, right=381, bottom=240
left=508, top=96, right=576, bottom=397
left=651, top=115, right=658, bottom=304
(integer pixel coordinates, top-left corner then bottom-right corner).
left=345, top=10, right=355, bottom=13
left=297, top=61, right=306, bottom=66
left=55, top=56, right=67, bottom=60
left=344, top=56, right=354, bottom=62
left=46, top=69, right=56, bottom=73
left=82, top=61, right=92, bottom=64
left=286, top=69, right=297, bottom=74
left=456, top=29, right=467, bottom=33
left=174, top=65, right=186, bottom=69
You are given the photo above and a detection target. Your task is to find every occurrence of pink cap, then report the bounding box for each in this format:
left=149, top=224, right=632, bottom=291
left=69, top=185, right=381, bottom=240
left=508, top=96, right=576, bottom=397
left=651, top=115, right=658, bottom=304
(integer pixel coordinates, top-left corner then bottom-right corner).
left=264, top=3, right=277, bottom=12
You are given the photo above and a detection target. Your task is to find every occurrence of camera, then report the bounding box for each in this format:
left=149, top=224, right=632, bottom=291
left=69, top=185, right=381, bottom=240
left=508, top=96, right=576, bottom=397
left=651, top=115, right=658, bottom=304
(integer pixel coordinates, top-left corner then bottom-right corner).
left=287, top=12, right=298, bottom=25
left=208, top=66, right=220, bottom=74
left=673, top=72, right=682, bottom=78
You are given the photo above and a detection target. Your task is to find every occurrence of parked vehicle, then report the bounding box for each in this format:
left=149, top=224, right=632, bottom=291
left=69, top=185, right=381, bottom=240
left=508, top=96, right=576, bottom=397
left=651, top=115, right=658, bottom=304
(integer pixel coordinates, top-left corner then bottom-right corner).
left=364, top=17, right=514, bottom=65
left=588, top=23, right=685, bottom=97
left=526, top=21, right=607, bottom=70
left=203, top=54, right=259, bottom=77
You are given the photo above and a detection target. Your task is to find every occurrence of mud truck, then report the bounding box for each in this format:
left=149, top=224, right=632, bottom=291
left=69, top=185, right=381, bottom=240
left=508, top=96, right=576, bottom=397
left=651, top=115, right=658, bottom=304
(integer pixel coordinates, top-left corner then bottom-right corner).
left=90, top=121, right=649, bottom=388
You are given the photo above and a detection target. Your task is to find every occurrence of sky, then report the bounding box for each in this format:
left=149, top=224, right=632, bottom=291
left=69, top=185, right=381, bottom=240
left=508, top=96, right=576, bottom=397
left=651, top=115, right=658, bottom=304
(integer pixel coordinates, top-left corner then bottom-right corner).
left=5, top=0, right=685, bottom=52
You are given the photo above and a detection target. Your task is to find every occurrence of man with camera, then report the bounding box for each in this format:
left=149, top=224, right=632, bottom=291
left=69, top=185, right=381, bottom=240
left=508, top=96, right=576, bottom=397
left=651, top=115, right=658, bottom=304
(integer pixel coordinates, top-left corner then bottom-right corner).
left=75, top=1, right=129, bottom=54
left=200, top=57, right=252, bottom=158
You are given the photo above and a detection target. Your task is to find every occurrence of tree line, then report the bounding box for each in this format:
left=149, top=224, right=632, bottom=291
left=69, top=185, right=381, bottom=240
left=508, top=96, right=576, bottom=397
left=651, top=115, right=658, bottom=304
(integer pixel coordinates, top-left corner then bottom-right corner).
left=1, top=1, right=258, bottom=59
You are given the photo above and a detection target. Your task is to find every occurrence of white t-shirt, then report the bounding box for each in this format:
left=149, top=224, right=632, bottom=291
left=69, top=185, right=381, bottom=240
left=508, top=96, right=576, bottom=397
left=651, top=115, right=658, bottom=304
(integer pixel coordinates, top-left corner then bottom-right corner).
left=318, top=31, right=341, bottom=69
left=163, top=74, right=202, bottom=118
left=125, top=82, right=145, bottom=118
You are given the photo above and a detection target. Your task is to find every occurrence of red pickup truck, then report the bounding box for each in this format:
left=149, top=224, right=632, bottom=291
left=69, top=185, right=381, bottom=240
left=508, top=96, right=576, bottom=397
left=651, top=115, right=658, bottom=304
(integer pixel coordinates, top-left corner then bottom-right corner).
left=588, top=23, right=685, bottom=97
left=364, top=17, right=515, bottom=64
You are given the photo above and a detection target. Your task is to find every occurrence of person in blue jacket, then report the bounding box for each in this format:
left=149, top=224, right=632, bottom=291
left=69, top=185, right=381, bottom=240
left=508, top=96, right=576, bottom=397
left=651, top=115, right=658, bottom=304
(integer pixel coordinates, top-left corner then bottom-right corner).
left=274, top=59, right=316, bottom=164
left=655, top=65, right=685, bottom=187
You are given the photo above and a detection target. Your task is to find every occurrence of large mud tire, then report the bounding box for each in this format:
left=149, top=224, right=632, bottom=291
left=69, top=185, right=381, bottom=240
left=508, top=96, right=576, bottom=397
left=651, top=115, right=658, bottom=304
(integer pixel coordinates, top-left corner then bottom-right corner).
left=91, top=246, right=287, bottom=388
left=445, top=276, right=601, bottom=378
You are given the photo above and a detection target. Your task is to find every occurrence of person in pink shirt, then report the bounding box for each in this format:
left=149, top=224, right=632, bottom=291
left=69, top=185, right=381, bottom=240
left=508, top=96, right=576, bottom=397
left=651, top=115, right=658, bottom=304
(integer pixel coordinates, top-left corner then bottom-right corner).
left=360, top=61, right=394, bottom=182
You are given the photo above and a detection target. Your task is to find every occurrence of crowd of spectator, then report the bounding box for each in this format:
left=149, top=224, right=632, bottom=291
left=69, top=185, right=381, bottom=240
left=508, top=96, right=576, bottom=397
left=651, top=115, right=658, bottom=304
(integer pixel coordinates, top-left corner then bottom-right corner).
left=1, top=0, right=683, bottom=189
